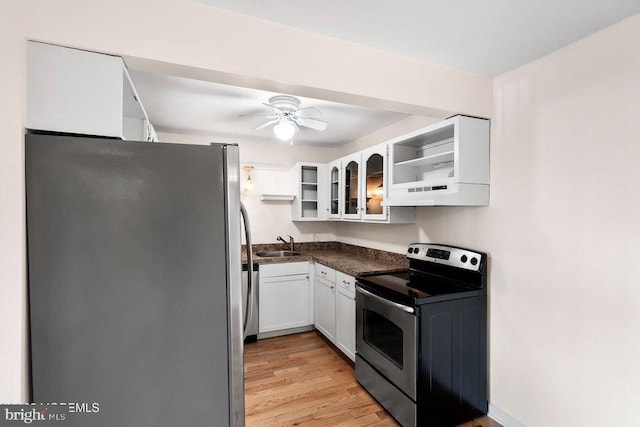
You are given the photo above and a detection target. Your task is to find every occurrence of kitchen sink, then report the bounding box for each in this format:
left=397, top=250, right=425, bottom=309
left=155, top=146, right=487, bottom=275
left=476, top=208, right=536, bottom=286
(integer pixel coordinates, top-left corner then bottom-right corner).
left=255, top=251, right=304, bottom=258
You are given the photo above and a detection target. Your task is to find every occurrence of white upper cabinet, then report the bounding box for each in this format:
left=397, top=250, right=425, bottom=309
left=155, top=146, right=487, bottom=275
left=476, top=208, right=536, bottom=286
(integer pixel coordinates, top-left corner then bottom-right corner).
left=341, top=152, right=362, bottom=220
left=361, top=143, right=388, bottom=221
left=27, top=41, right=157, bottom=142
left=291, top=162, right=326, bottom=221
left=385, top=115, right=490, bottom=206
left=327, top=159, right=343, bottom=219
left=322, top=144, right=414, bottom=223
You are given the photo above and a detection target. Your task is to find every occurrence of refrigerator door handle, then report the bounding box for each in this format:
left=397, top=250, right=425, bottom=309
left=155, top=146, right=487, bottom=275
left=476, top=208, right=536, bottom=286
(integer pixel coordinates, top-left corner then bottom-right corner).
left=240, top=202, right=254, bottom=340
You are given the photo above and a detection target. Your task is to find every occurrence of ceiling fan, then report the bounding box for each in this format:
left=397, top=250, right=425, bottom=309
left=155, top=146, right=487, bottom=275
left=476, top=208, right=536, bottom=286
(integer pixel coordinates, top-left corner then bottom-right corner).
left=245, top=95, right=328, bottom=143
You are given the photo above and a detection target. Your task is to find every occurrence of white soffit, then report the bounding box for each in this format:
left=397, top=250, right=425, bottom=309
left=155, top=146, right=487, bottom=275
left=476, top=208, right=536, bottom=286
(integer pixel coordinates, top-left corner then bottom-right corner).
left=129, top=70, right=408, bottom=145
left=193, top=0, right=640, bottom=76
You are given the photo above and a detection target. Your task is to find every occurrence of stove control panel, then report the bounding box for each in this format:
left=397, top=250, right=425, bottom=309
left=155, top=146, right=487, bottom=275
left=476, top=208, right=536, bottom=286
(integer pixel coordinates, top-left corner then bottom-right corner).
left=406, top=243, right=484, bottom=271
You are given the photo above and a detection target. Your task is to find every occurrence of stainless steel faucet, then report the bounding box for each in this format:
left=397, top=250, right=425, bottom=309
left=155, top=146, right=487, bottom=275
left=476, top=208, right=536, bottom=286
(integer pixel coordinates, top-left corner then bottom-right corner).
left=277, top=235, right=295, bottom=251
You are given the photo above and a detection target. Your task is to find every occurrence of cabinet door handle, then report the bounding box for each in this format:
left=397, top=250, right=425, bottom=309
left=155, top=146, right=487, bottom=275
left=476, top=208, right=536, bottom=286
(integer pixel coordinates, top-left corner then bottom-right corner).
left=330, top=285, right=335, bottom=289
left=342, top=280, right=349, bottom=284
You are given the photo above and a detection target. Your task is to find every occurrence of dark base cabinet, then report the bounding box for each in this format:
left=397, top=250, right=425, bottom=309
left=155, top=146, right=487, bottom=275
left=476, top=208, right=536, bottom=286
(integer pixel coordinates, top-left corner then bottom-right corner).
left=417, top=296, right=488, bottom=426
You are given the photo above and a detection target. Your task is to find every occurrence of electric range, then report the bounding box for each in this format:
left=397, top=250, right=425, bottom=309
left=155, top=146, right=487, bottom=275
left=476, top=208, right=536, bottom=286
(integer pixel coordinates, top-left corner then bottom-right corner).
left=355, top=243, right=488, bottom=427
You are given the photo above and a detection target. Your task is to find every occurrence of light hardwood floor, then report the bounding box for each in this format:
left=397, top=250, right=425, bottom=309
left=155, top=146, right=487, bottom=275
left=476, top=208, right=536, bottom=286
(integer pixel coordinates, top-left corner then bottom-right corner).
left=244, top=331, right=500, bottom=427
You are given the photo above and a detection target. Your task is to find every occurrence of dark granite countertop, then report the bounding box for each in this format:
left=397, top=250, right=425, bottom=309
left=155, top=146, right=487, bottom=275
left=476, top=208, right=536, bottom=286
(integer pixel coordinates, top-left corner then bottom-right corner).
left=242, top=242, right=408, bottom=277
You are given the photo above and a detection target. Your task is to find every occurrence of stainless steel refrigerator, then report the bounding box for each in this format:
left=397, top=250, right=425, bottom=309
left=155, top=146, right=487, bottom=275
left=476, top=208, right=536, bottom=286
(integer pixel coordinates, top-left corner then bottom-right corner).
left=26, top=134, right=252, bottom=426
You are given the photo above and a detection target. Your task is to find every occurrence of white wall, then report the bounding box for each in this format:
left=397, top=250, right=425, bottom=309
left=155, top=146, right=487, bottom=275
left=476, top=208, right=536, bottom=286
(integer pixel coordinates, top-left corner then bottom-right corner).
left=0, top=0, right=490, bottom=402
left=336, top=115, right=440, bottom=158
left=157, top=132, right=338, bottom=244
left=0, top=1, right=28, bottom=405
left=160, top=114, right=446, bottom=247
left=337, top=13, right=640, bottom=427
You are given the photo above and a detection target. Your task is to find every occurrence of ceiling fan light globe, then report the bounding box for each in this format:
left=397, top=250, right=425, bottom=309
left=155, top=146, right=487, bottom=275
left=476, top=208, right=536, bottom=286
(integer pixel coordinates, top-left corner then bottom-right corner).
left=273, top=120, right=296, bottom=141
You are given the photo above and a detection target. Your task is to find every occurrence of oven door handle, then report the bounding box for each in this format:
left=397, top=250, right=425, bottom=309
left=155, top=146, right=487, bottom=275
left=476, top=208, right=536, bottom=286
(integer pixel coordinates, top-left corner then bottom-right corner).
left=356, top=285, right=415, bottom=314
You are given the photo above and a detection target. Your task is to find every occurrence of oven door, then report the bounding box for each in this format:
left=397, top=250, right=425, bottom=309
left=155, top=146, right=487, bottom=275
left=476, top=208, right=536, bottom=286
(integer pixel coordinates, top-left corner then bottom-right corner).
left=356, top=285, right=417, bottom=400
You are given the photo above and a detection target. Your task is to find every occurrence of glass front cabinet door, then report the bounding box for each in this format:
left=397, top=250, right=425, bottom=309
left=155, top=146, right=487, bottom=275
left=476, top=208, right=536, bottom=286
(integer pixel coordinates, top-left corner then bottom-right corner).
left=361, top=144, right=388, bottom=221
left=327, top=159, right=342, bottom=219
left=341, top=153, right=361, bottom=220
left=323, top=143, right=413, bottom=223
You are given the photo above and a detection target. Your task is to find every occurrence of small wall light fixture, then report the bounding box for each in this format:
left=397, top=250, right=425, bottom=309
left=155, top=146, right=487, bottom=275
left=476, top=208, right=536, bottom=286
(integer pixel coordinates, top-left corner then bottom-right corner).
left=243, top=166, right=255, bottom=194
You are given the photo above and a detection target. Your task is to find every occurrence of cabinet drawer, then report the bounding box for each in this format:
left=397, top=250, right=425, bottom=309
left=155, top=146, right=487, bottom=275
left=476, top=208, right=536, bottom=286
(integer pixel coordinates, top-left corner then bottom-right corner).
left=336, top=271, right=355, bottom=296
left=260, top=261, right=309, bottom=278
left=315, top=263, right=336, bottom=283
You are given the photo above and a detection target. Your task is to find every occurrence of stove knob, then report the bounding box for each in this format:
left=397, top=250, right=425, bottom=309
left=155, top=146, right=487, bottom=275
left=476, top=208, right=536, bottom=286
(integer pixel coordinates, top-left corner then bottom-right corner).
left=460, top=255, right=468, bottom=263
left=470, top=257, right=478, bottom=266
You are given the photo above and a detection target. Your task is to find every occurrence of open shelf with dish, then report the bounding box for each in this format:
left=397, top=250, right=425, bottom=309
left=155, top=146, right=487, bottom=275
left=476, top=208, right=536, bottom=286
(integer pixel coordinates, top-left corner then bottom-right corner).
left=386, top=115, right=490, bottom=206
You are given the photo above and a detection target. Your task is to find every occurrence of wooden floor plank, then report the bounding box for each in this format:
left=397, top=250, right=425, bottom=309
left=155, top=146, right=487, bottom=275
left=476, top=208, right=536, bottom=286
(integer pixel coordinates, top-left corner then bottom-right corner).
left=244, top=331, right=499, bottom=427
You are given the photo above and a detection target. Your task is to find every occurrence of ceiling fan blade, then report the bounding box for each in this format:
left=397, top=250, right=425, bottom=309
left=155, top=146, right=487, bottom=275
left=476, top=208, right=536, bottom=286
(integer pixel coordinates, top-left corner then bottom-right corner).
left=252, top=119, right=278, bottom=131
left=239, top=114, right=278, bottom=118
left=295, top=117, right=328, bottom=131
left=295, top=106, right=323, bottom=118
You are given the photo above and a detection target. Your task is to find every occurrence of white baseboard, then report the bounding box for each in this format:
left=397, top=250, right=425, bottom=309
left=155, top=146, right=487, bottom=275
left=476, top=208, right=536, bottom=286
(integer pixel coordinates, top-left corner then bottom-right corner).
left=257, top=325, right=314, bottom=340
left=488, top=404, right=526, bottom=427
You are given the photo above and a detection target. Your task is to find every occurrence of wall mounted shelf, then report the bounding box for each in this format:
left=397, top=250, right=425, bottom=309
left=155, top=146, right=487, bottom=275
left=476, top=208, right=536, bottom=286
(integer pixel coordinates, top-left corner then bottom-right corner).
left=259, top=194, right=295, bottom=202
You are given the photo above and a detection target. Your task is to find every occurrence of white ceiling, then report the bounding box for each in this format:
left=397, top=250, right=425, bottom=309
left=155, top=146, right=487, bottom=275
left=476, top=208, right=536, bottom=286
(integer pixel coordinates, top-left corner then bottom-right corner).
left=129, top=70, right=408, bottom=145
left=132, top=1, right=640, bottom=143
left=194, top=0, right=640, bottom=76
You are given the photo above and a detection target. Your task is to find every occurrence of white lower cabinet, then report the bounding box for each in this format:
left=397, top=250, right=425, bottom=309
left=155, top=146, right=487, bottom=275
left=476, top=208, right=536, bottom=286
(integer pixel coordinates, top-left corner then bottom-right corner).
left=313, top=263, right=356, bottom=361
left=314, top=276, right=336, bottom=341
left=335, top=271, right=356, bottom=361
left=259, top=262, right=311, bottom=334
left=335, top=287, right=356, bottom=361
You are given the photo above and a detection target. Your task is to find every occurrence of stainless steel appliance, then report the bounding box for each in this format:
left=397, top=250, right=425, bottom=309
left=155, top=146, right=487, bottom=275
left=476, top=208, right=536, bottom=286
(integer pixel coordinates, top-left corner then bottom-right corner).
left=240, top=201, right=257, bottom=342
left=355, top=243, right=488, bottom=427
left=242, top=262, right=259, bottom=341
left=26, top=134, right=252, bottom=427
